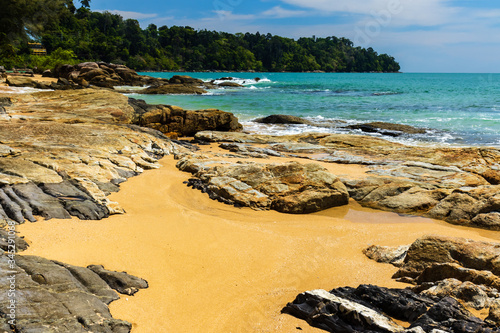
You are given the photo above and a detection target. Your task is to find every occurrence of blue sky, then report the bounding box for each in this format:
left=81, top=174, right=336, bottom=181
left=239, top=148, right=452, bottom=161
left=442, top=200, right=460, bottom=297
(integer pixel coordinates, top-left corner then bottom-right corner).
left=91, top=0, right=500, bottom=73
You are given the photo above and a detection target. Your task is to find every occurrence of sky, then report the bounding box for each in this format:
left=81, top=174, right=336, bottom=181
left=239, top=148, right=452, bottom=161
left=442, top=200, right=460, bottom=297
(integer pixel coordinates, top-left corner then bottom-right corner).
left=90, top=0, right=500, bottom=73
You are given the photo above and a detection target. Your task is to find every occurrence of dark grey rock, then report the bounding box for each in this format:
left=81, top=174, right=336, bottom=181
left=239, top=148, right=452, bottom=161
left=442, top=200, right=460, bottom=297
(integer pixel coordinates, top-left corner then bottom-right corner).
left=0, top=253, right=147, bottom=332
left=87, top=265, right=149, bottom=295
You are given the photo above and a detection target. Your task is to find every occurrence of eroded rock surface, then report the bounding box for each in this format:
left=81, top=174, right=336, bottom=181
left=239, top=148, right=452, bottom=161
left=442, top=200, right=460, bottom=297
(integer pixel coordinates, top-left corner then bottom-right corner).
left=283, top=285, right=500, bottom=333
left=0, top=252, right=147, bottom=332
left=177, top=155, right=349, bottom=213
left=193, top=131, right=500, bottom=228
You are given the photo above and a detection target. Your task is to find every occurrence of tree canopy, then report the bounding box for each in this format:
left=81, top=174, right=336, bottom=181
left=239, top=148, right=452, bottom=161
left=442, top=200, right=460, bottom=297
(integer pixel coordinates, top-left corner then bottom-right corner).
left=0, top=0, right=400, bottom=72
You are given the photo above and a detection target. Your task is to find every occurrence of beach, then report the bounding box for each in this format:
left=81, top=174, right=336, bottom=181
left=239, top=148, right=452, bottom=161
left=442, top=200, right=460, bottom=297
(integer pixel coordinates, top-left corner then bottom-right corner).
left=17, top=150, right=499, bottom=332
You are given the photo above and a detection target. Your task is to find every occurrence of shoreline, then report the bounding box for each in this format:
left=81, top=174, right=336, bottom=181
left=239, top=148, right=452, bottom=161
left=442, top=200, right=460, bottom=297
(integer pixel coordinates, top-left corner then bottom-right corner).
left=17, top=152, right=500, bottom=332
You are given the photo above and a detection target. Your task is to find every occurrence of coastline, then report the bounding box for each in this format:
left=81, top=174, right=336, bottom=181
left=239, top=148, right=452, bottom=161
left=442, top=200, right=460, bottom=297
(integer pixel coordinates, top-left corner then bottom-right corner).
left=17, top=151, right=499, bottom=332
left=1, top=70, right=499, bottom=331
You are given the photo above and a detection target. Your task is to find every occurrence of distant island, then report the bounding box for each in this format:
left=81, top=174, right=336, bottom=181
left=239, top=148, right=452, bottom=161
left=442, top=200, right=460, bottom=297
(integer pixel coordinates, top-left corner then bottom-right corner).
left=0, top=0, right=400, bottom=73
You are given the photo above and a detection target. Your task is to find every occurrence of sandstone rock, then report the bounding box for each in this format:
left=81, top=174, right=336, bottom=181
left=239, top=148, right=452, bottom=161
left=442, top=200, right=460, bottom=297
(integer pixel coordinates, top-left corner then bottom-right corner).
left=178, top=158, right=349, bottom=213
left=129, top=98, right=242, bottom=136
left=6, top=76, right=37, bottom=88
left=0, top=252, right=147, bottom=332
left=393, top=235, right=500, bottom=281
left=254, top=114, right=312, bottom=125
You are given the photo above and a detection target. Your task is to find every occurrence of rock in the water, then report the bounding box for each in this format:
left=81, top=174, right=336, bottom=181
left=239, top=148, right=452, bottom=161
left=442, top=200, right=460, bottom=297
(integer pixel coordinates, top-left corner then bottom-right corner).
left=0, top=253, right=147, bottom=332
left=254, top=114, right=312, bottom=125
left=346, top=122, right=427, bottom=137
left=140, top=84, right=208, bottom=95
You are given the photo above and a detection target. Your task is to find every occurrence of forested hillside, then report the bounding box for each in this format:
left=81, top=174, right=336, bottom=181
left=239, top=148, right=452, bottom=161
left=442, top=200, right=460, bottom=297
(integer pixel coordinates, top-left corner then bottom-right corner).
left=0, top=0, right=400, bottom=72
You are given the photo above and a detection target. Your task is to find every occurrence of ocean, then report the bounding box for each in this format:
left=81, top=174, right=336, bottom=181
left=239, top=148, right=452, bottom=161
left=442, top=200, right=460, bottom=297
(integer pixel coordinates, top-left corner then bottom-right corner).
left=134, top=72, right=500, bottom=147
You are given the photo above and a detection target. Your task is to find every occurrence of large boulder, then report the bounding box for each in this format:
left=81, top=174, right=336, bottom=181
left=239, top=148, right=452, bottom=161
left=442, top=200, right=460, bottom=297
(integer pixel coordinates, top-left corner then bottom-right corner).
left=177, top=159, right=349, bottom=213
left=129, top=98, right=242, bottom=136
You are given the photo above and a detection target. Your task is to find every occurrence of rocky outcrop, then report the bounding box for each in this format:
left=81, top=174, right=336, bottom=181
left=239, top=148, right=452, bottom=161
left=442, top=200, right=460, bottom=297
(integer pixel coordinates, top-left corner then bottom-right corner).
left=193, top=131, right=500, bottom=229
left=283, top=285, right=499, bottom=333
left=0, top=89, right=183, bottom=224
left=177, top=154, right=349, bottom=213
left=128, top=98, right=242, bottom=137
left=0, top=252, right=147, bottom=332
left=363, top=236, right=500, bottom=325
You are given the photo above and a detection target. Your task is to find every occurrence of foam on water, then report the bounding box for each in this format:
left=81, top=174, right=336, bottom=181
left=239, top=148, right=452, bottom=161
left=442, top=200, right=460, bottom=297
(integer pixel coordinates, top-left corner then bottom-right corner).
left=135, top=72, right=500, bottom=147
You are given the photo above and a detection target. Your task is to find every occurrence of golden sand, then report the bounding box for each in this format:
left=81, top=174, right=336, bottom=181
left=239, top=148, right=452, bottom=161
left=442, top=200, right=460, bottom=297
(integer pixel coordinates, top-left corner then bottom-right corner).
left=18, top=155, right=500, bottom=332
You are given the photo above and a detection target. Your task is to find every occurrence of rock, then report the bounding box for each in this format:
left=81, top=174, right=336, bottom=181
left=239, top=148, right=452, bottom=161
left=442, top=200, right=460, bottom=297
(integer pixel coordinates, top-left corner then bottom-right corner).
left=217, top=81, right=244, bottom=87
left=6, top=76, right=37, bottom=88
left=283, top=288, right=405, bottom=333
left=363, top=244, right=409, bottom=267
left=87, top=265, right=149, bottom=295
left=0, top=252, right=147, bottom=332
left=42, top=69, right=52, bottom=77
left=129, top=98, right=242, bottom=136
left=178, top=159, right=349, bottom=213
left=0, top=228, right=29, bottom=252
left=283, top=285, right=499, bottom=333
left=0, top=89, right=182, bottom=223
left=254, top=114, right=312, bottom=125
left=169, top=75, right=204, bottom=85
left=140, top=84, right=207, bottom=95
left=393, top=235, right=500, bottom=282
left=346, top=122, right=427, bottom=137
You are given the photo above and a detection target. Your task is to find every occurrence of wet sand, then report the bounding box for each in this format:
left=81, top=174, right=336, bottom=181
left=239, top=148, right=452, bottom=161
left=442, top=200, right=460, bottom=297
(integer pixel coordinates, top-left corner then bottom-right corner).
left=18, top=154, right=500, bottom=332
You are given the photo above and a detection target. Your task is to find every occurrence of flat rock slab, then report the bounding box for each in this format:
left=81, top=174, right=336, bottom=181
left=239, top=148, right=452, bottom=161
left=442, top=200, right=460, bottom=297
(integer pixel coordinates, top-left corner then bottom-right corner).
left=0, top=253, right=148, bottom=332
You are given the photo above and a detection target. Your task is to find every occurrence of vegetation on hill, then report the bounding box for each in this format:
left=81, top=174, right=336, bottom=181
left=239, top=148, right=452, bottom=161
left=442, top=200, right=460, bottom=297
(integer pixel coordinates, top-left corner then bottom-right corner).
left=0, top=0, right=400, bottom=72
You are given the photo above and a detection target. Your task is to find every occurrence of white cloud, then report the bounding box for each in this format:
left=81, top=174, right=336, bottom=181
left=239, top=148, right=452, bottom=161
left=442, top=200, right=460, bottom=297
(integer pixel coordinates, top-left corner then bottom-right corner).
left=210, top=10, right=255, bottom=21
left=261, top=6, right=308, bottom=18
left=97, top=10, right=158, bottom=20
left=278, top=0, right=458, bottom=27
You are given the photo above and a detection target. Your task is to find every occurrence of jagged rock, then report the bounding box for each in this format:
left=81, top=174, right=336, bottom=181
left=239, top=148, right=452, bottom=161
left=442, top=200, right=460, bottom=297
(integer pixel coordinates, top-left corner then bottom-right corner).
left=178, top=158, right=349, bottom=213
left=129, top=98, right=242, bottom=136
left=0, top=252, right=147, bottom=332
left=87, top=265, right=149, bottom=296
left=283, top=288, right=405, bottom=332
left=283, top=285, right=499, bottom=333
left=0, top=228, right=29, bottom=252
left=254, top=114, right=312, bottom=125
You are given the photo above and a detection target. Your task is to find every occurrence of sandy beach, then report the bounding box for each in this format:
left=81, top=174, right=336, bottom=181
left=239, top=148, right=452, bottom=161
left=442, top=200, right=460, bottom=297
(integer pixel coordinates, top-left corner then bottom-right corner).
left=17, top=148, right=500, bottom=332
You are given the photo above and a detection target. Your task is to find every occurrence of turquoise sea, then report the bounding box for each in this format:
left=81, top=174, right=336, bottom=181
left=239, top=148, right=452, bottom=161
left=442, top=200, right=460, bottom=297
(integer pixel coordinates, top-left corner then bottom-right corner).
left=134, top=72, right=500, bottom=147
